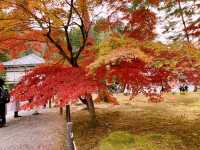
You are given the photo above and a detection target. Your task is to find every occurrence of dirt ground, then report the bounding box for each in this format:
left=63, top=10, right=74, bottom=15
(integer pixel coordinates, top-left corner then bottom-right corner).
left=0, top=108, right=65, bottom=150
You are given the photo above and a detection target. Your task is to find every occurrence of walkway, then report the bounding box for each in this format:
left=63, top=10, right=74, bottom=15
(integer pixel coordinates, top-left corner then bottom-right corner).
left=0, top=108, right=65, bottom=150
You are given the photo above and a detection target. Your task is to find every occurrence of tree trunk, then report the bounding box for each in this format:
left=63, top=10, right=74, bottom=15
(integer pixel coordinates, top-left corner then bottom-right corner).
left=71, top=59, right=79, bottom=68
left=79, top=96, right=89, bottom=110
left=71, top=56, right=96, bottom=126
left=177, top=0, right=190, bottom=42
left=85, top=93, right=96, bottom=127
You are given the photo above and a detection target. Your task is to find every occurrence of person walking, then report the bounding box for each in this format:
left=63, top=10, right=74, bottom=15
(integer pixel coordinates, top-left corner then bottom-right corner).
left=14, top=101, right=22, bottom=118
left=0, top=79, right=10, bottom=128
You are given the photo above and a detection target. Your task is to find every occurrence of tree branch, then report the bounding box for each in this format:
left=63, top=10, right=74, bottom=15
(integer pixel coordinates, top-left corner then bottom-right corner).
left=64, top=0, right=74, bottom=60
left=75, top=21, right=93, bottom=61
left=46, top=23, right=71, bottom=63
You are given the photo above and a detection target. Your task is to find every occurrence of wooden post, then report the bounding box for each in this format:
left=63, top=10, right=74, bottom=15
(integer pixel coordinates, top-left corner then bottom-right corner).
left=67, top=122, right=75, bottom=150
left=66, top=105, right=71, bottom=122
left=66, top=105, right=75, bottom=150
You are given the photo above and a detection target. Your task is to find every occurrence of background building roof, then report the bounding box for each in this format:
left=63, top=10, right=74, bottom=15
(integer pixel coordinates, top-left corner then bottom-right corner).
left=3, top=53, right=45, bottom=67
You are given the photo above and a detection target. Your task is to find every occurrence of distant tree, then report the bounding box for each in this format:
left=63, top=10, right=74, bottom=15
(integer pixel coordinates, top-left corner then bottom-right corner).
left=0, top=53, right=9, bottom=80
left=159, top=0, right=200, bottom=42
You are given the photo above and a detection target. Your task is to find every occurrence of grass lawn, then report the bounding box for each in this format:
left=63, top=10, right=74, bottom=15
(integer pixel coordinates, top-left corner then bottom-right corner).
left=72, top=92, right=200, bottom=150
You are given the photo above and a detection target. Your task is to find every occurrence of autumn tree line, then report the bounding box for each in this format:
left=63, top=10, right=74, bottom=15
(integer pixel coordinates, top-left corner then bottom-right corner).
left=0, top=0, right=199, bottom=109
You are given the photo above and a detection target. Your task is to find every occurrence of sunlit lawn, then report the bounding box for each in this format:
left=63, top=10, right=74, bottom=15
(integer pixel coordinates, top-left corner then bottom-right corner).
left=72, top=92, right=200, bottom=150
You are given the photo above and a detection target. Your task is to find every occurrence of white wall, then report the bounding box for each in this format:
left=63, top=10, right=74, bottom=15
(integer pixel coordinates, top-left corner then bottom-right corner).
left=5, top=66, right=34, bottom=84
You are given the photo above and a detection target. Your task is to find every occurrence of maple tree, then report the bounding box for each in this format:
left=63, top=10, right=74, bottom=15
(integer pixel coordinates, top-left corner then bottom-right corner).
left=89, top=34, right=200, bottom=102
left=124, top=8, right=156, bottom=41
left=0, top=0, right=103, bottom=112
left=96, top=0, right=159, bottom=41
left=11, top=64, right=98, bottom=109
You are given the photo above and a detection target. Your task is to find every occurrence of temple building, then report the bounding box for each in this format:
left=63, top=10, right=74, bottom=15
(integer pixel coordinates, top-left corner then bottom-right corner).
left=2, top=53, right=45, bottom=85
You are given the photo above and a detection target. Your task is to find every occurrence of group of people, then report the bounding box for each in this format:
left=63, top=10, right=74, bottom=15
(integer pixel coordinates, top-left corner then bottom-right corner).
left=179, top=85, right=188, bottom=92
left=0, top=79, right=21, bottom=128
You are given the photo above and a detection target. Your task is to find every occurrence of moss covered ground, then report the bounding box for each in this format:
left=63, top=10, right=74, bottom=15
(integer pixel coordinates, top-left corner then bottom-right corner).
left=72, top=92, right=200, bottom=150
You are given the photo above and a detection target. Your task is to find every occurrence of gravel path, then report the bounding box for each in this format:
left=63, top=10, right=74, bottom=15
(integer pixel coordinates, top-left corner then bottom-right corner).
left=0, top=108, right=65, bottom=150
